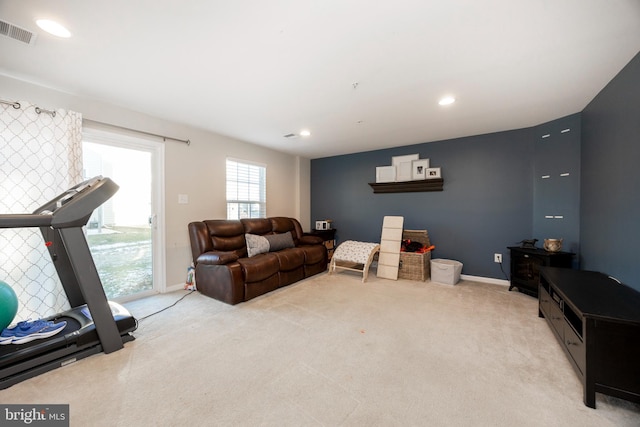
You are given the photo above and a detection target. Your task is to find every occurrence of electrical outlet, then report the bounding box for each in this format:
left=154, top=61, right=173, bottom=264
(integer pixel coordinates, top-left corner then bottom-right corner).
left=494, top=253, right=502, bottom=263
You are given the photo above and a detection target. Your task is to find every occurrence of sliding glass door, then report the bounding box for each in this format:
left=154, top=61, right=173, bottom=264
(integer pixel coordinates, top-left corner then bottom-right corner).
left=82, top=128, right=165, bottom=301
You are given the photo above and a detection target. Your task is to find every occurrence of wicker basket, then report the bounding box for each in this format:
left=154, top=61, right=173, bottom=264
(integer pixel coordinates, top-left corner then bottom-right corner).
left=398, top=230, right=432, bottom=281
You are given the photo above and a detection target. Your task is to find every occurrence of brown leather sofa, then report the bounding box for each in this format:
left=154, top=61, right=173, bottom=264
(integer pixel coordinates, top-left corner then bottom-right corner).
left=188, top=217, right=327, bottom=305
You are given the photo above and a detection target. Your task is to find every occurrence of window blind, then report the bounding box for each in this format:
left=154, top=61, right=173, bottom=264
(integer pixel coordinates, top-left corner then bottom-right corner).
left=226, top=159, right=266, bottom=219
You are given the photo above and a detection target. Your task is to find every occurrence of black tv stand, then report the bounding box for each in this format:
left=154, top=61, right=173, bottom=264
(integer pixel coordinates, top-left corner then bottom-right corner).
left=0, top=176, right=137, bottom=389
left=539, top=267, right=640, bottom=408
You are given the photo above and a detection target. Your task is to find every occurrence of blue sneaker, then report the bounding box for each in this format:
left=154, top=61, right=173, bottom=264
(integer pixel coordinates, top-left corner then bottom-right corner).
left=0, top=319, right=33, bottom=345
left=0, top=319, right=67, bottom=345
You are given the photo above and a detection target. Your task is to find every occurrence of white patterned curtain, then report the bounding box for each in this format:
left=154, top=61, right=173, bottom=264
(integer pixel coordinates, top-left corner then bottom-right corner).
left=0, top=99, right=83, bottom=321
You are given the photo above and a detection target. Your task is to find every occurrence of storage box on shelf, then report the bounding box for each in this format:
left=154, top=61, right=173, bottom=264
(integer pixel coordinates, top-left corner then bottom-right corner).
left=398, top=229, right=431, bottom=281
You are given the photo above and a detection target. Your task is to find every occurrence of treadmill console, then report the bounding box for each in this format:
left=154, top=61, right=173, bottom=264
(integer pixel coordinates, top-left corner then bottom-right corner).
left=35, top=176, right=119, bottom=228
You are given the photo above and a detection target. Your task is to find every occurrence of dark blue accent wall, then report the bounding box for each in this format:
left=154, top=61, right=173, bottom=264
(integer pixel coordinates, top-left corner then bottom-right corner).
left=532, top=113, right=582, bottom=259
left=581, top=50, right=640, bottom=291
left=312, top=51, right=640, bottom=289
left=311, top=129, right=534, bottom=280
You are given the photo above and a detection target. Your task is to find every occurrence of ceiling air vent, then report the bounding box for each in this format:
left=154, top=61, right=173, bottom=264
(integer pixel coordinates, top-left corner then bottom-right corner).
left=283, top=133, right=297, bottom=138
left=0, top=20, right=37, bottom=45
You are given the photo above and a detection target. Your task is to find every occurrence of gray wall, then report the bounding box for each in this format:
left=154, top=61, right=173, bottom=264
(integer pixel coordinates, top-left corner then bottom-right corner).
left=311, top=128, right=534, bottom=280
left=581, top=50, right=640, bottom=291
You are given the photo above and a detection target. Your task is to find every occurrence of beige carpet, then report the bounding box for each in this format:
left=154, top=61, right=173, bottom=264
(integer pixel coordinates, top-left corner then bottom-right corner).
left=1, top=270, right=639, bottom=426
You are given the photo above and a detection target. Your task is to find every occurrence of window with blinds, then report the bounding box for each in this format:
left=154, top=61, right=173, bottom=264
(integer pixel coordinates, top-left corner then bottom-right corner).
left=226, top=158, right=266, bottom=219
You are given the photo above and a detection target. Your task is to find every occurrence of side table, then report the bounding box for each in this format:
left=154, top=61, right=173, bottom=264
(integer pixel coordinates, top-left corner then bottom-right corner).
left=307, top=229, right=336, bottom=260
left=507, top=246, right=574, bottom=297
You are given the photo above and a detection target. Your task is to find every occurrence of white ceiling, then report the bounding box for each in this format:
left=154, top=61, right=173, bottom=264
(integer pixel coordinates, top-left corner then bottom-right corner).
left=1, top=1, right=640, bottom=159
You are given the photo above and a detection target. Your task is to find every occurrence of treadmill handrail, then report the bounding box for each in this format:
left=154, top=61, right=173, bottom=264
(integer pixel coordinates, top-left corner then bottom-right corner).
left=0, top=213, right=53, bottom=228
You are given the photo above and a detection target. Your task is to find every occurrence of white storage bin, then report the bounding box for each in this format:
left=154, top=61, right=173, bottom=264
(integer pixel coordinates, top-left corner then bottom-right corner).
left=430, top=259, right=463, bottom=285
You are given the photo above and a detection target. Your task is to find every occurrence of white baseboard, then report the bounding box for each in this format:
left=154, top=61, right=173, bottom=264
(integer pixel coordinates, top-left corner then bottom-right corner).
left=165, top=283, right=188, bottom=293
left=460, top=274, right=510, bottom=287
left=167, top=277, right=509, bottom=293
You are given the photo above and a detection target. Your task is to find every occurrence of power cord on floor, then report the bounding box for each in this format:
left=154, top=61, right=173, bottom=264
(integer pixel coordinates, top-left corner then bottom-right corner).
left=498, top=260, right=509, bottom=281
left=135, top=289, right=196, bottom=325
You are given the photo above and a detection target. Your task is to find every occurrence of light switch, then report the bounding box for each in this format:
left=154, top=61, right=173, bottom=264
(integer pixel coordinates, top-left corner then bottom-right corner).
left=178, top=194, right=188, bottom=204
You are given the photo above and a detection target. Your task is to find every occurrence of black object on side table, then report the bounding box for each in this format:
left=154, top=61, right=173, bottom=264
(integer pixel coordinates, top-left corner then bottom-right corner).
left=539, top=267, right=640, bottom=408
left=307, top=229, right=336, bottom=260
left=508, top=246, right=574, bottom=297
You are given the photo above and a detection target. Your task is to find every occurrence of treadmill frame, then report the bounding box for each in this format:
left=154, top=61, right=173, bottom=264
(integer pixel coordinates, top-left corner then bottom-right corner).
left=0, top=176, right=136, bottom=389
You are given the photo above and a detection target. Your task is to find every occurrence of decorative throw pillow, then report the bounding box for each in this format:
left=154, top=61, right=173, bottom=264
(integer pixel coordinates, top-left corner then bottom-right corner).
left=245, top=234, right=270, bottom=257
left=265, top=231, right=295, bottom=252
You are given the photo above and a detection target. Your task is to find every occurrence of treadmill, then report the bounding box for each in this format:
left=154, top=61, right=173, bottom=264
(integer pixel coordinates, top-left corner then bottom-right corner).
left=0, top=176, right=137, bottom=389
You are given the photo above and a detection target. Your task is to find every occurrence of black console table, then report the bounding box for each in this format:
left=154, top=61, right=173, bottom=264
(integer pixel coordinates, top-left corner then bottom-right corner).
left=539, top=267, right=640, bottom=408
left=508, top=246, right=574, bottom=297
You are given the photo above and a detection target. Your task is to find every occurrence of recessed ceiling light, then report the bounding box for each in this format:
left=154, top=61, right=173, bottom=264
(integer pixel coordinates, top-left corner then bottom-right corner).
left=36, top=19, right=71, bottom=38
left=438, top=96, right=455, bottom=106
left=299, top=130, right=311, bottom=137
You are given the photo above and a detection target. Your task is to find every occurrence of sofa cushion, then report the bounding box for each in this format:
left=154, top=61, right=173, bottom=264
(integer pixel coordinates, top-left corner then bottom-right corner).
left=301, top=244, right=327, bottom=265
left=265, top=231, right=295, bottom=251
left=245, top=232, right=295, bottom=257
left=241, top=218, right=272, bottom=234
left=270, top=217, right=296, bottom=233
left=245, top=233, right=270, bottom=257
left=237, top=253, right=279, bottom=282
left=273, top=247, right=305, bottom=271
left=270, top=217, right=303, bottom=244
left=203, top=220, right=246, bottom=252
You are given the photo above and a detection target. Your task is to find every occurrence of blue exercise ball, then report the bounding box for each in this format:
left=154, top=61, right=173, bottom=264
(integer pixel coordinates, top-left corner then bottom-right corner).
left=0, top=280, right=19, bottom=331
